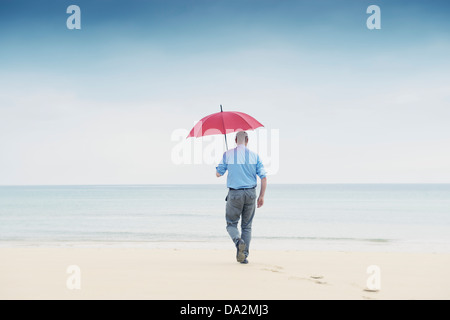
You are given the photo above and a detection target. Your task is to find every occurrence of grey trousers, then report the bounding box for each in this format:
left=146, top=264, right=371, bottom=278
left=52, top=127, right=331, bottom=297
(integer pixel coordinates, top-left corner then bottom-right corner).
left=225, top=188, right=257, bottom=258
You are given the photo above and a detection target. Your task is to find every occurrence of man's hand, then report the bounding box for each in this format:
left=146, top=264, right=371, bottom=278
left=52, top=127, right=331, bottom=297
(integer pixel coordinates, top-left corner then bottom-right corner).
left=257, top=177, right=267, bottom=208
left=216, top=171, right=222, bottom=177
left=257, top=196, right=264, bottom=208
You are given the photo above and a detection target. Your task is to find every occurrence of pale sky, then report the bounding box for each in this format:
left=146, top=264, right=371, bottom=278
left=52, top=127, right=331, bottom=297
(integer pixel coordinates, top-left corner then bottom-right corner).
left=1, top=0, right=449, bottom=185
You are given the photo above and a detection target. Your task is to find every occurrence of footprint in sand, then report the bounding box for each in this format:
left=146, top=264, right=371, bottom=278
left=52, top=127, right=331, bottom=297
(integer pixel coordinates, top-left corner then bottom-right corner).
left=363, top=288, right=380, bottom=293
left=309, top=275, right=327, bottom=284
left=288, top=275, right=328, bottom=285
left=261, top=265, right=284, bottom=273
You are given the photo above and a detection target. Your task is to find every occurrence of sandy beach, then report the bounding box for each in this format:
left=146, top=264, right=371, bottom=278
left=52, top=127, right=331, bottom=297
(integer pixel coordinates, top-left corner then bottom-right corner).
left=1, top=247, right=449, bottom=300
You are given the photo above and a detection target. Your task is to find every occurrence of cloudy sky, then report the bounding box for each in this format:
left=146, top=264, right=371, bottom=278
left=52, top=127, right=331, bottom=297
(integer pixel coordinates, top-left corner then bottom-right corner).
left=1, top=0, right=449, bottom=185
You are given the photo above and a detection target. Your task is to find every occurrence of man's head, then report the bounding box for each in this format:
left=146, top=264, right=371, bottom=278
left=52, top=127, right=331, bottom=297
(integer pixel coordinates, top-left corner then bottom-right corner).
left=235, top=131, right=248, bottom=146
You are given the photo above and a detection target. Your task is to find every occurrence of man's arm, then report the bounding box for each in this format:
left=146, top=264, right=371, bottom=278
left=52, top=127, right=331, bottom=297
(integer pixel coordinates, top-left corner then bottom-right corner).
left=216, top=152, right=227, bottom=178
left=257, top=177, right=267, bottom=208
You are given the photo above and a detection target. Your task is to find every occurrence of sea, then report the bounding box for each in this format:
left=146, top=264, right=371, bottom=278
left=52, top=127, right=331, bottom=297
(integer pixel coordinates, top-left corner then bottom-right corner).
left=0, top=184, right=449, bottom=253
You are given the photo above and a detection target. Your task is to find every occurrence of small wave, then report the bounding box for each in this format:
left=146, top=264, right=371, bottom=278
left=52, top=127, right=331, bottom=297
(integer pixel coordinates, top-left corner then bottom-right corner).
left=255, top=236, right=392, bottom=243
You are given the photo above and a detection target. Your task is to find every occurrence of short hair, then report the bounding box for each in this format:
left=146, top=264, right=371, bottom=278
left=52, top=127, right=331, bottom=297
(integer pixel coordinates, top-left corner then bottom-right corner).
left=235, top=131, right=248, bottom=144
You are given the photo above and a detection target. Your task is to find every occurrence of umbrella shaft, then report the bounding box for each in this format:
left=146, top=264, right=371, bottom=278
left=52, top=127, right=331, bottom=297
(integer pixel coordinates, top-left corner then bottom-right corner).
left=224, top=133, right=228, bottom=150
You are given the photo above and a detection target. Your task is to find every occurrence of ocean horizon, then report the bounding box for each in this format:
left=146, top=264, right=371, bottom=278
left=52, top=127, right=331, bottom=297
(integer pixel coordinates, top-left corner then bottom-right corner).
left=1, top=184, right=449, bottom=253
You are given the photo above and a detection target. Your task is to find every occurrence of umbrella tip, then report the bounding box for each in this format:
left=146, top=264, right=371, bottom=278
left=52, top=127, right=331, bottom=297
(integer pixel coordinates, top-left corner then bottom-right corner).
left=220, top=104, right=223, bottom=112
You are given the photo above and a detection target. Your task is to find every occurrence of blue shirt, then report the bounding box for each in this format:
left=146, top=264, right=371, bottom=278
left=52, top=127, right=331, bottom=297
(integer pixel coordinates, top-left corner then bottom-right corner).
left=216, top=144, right=267, bottom=189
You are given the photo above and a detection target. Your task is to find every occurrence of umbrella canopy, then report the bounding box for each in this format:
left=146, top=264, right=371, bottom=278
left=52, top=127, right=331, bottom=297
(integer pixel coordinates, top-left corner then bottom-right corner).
left=187, top=105, right=264, bottom=149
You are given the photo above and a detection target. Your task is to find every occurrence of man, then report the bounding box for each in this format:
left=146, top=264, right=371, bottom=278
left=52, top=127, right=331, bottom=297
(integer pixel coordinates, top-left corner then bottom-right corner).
left=216, top=131, right=267, bottom=264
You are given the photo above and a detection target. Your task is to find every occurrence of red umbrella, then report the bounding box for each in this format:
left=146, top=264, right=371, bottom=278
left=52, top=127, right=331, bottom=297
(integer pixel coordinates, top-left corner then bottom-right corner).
left=187, top=105, right=264, bottom=149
